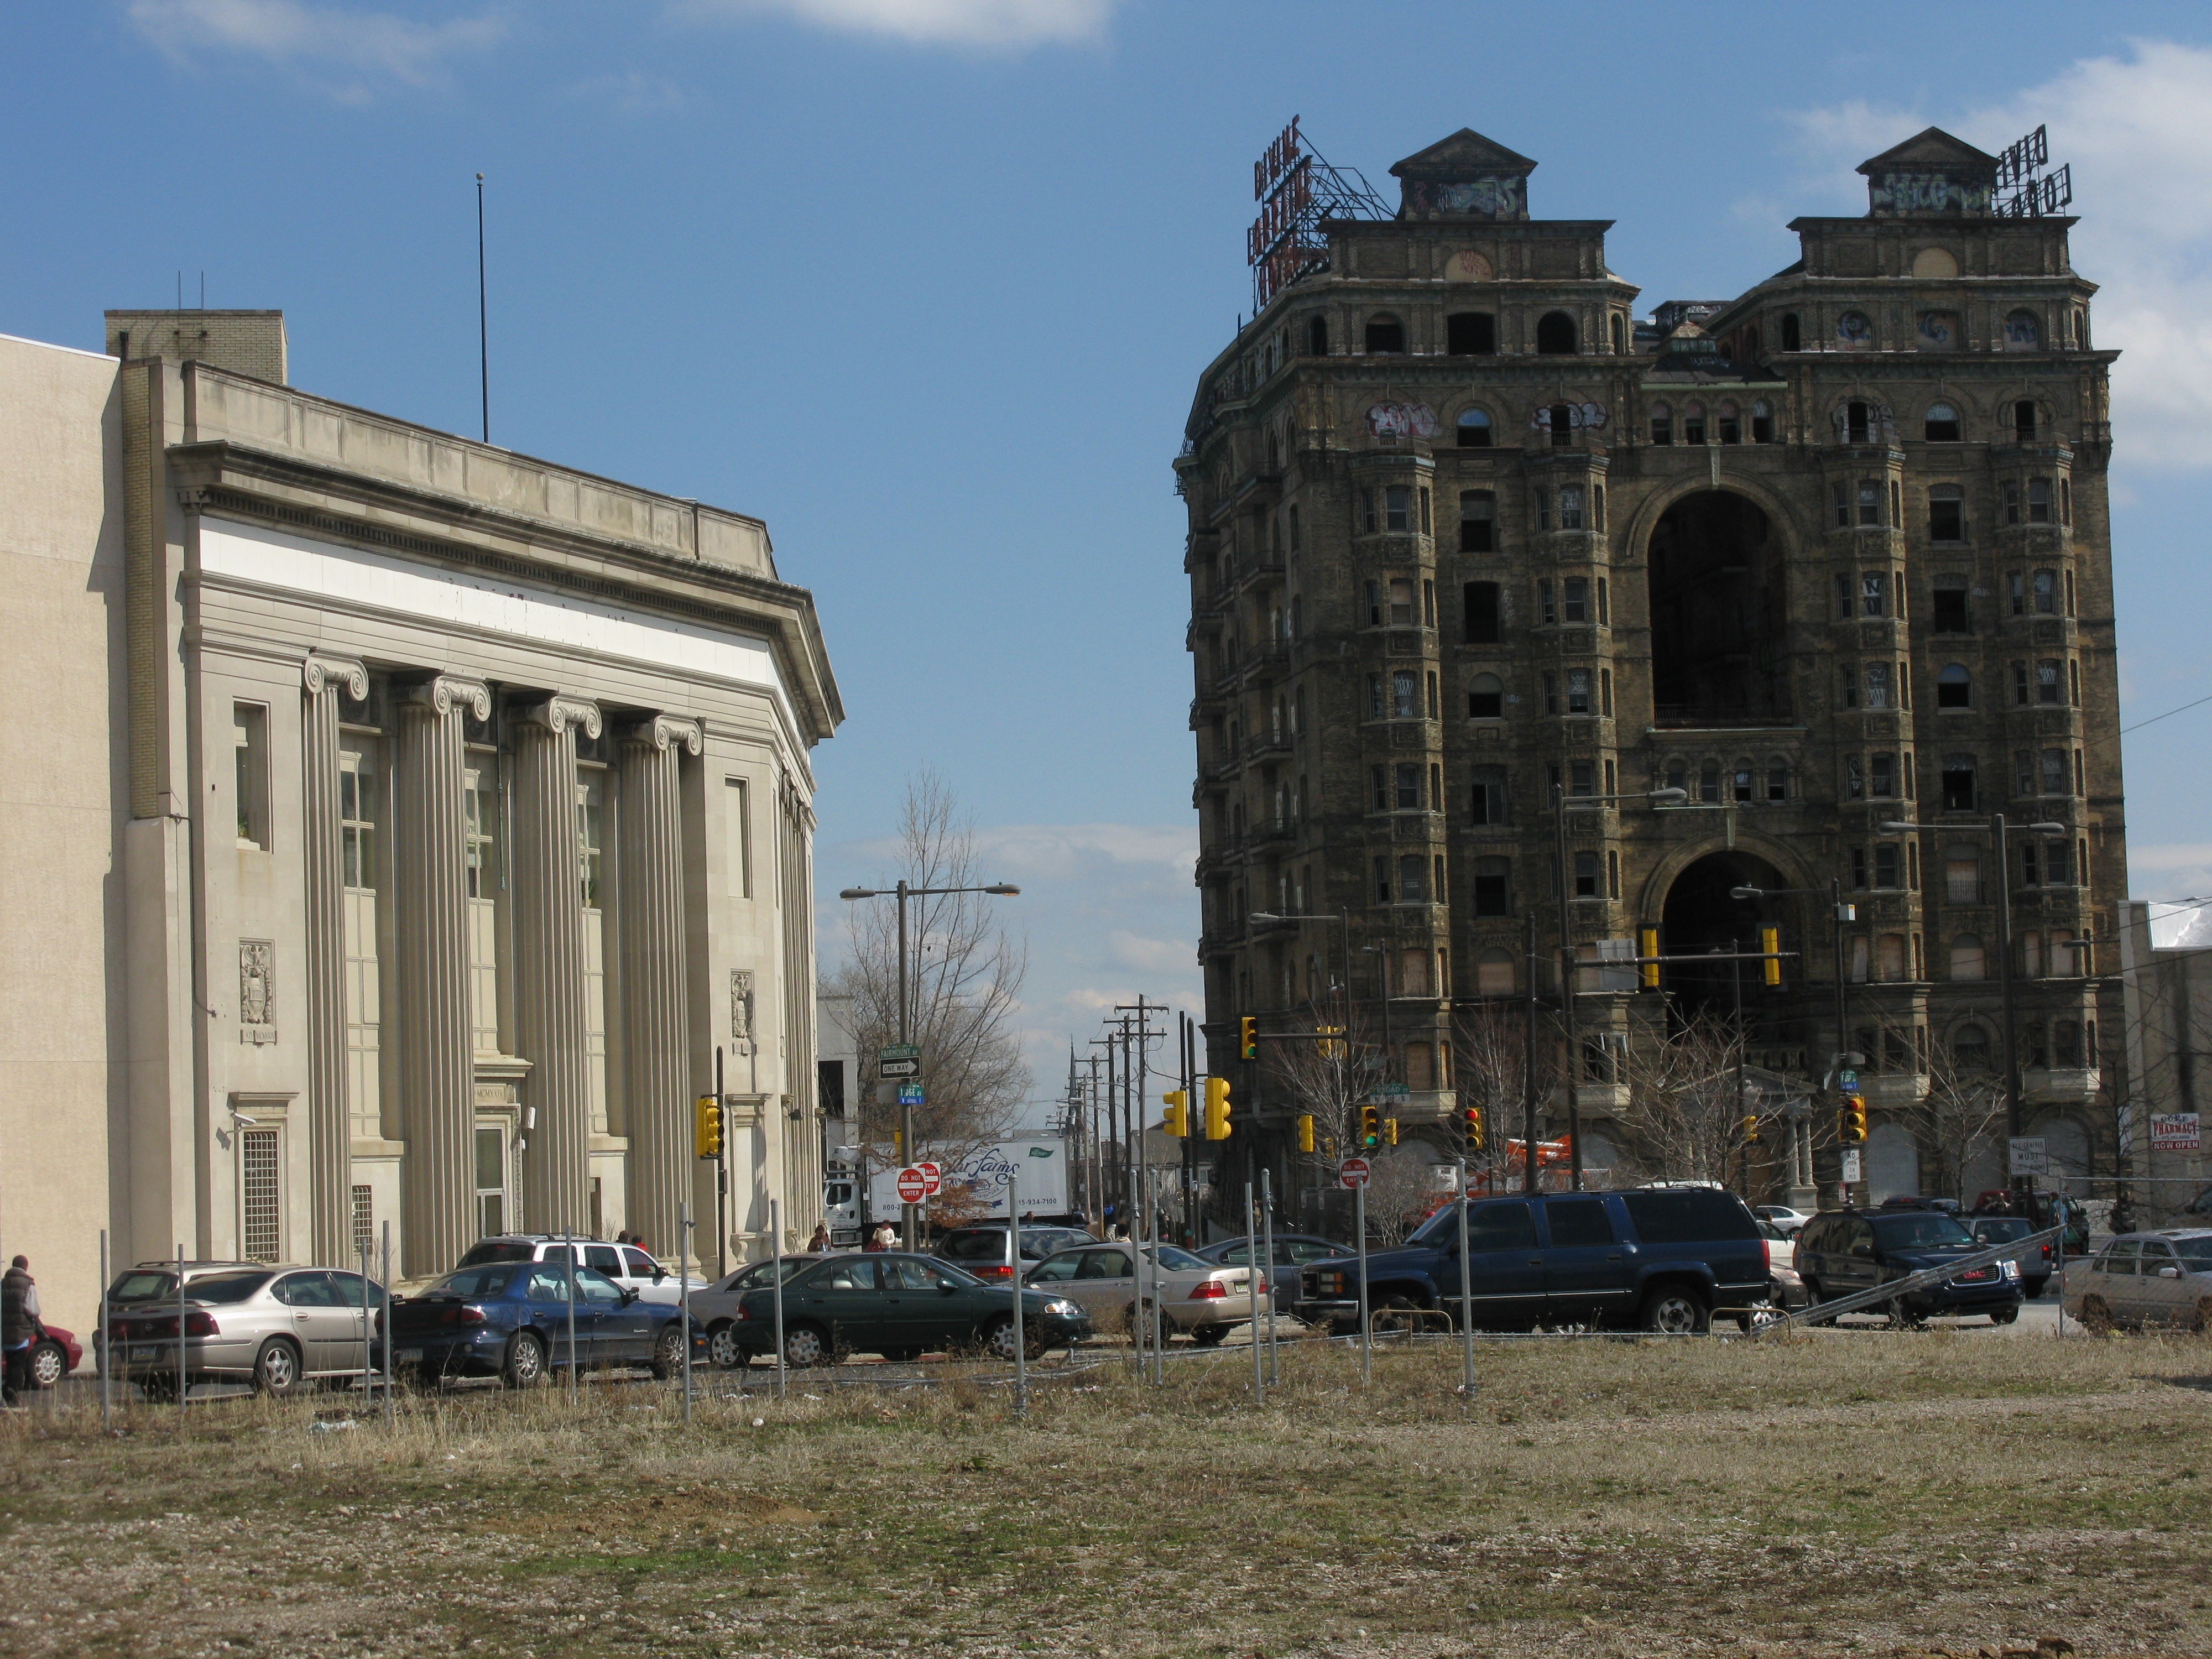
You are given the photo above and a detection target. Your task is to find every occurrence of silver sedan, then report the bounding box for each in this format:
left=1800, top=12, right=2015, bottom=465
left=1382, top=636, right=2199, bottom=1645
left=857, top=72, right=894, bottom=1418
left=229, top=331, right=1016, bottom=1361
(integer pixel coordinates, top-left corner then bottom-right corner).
left=1026, top=1242, right=1271, bottom=1345
left=105, top=1265, right=387, bottom=1396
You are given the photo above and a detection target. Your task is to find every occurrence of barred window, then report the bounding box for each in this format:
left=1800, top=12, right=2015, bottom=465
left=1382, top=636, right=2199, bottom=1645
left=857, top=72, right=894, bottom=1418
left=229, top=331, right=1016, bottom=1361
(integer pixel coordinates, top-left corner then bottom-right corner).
left=242, top=1129, right=283, bottom=1264
left=351, top=1185, right=374, bottom=1262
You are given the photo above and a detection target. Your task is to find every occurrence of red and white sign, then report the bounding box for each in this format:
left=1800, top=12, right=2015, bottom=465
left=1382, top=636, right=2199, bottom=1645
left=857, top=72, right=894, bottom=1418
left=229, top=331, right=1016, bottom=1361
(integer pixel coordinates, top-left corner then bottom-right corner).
left=895, top=1166, right=929, bottom=1204
left=2151, top=1112, right=2202, bottom=1152
left=917, top=1161, right=943, bottom=1196
left=1338, top=1156, right=1371, bottom=1190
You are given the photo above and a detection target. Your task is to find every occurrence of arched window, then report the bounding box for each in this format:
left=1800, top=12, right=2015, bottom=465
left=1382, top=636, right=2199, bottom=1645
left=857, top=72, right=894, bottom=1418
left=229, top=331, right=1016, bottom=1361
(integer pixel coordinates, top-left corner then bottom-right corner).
left=1765, top=758, right=1789, bottom=801
left=1949, top=935, right=1987, bottom=982
left=1940, top=753, right=1977, bottom=811
left=1936, top=664, right=1972, bottom=709
left=1549, top=404, right=1574, bottom=448
left=1750, top=399, right=1775, bottom=444
left=1535, top=311, right=1577, bottom=355
left=1924, top=403, right=1961, bottom=442
left=1466, top=671, right=1504, bottom=717
left=2004, top=309, right=2042, bottom=349
left=2014, top=400, right=2038, bottom=441
left=1717, top=401, right=1741, bottom=444
left=1455, top=407, right=1493, bottom=450
left=1682, top=401, right=1708, bottom=445
left=1446, top=312, right=1496, bottom=355
left=1837, top=310, right=1874, bottom=349
left=1364, top=314, right=1405, bottom=354
left=1845, top=400, right=1872, bottom=444
left=1459, top=492, right=1496, bottom=554
left=1475, top=947, right=1515, bottom=997
left=1745, top=324, right=1761, bottom=357
left=1781, top=313, right=1802, bottom=352
left=1307, top=315, right=1328, bottom=356
left=1928, top=484, right=1965, bottom=542
left=1649, top=401, right=1673, bottom=445
left=1609, top=315, right=1625, bottom=355
left=1952, top=1022, right=1992, bottom=1070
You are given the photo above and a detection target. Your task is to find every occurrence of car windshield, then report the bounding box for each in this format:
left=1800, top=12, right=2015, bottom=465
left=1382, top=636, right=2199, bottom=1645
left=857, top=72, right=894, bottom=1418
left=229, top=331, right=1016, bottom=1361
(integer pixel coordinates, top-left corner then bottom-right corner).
left=1973, top=1218, right=2032, bottom=1241
left=1139, top=1245, right=1208, bottom=1271
left=422, top=1266, right=520, bottom=1298
left=457, top=1241, right=536, bottom=1266
left=2171, top=1237, right=2212, bottom=1268
left=108, top=1271, right=179, bottom=1302
left=1406, top=1204, right=1465, bottom=1248
left=1871, top=1214, right=1975, bottom=1250
left=185, top=1271, right=275, bottom=1305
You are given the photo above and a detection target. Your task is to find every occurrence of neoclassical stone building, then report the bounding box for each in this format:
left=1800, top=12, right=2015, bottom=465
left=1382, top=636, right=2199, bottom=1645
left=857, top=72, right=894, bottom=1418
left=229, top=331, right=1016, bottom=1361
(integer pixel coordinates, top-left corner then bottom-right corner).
left=0, top=311, right=839, bottom=1328
left=1180, top=128, right=2124, bottom=1203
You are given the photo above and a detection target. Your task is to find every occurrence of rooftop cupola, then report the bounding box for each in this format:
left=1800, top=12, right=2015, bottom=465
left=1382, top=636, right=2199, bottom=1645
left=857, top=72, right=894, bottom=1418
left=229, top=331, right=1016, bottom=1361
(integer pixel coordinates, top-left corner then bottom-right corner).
left=1856, top=127, right=2000, bottom=217
left=1389, top=128, right=1537, bottom=221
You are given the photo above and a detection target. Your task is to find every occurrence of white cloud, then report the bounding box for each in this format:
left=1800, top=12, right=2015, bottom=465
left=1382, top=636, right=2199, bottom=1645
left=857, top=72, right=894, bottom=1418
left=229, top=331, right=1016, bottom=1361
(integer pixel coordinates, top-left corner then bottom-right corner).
left=671, top=0, right=1110, bottom=50
left=127, top=0, right=507, bottom=97
left=1777, top=39, right=2212, bottom=469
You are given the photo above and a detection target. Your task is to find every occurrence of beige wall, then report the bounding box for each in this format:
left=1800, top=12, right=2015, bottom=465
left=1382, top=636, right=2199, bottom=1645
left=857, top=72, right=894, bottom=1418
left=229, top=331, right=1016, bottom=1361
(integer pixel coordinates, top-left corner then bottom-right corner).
left=0, top=333, right=127, bottom=1337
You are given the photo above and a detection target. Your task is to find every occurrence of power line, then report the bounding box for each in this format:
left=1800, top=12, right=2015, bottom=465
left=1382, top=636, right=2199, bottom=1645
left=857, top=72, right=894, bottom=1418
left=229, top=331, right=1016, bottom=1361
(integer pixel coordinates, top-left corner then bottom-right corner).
left=2122, top=690, right=2212, bottom=736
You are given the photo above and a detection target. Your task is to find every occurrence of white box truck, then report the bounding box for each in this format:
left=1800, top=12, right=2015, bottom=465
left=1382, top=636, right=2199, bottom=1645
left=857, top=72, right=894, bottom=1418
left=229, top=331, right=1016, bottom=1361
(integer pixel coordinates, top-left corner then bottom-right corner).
left=825, top=1139, right=1072, bottom=1241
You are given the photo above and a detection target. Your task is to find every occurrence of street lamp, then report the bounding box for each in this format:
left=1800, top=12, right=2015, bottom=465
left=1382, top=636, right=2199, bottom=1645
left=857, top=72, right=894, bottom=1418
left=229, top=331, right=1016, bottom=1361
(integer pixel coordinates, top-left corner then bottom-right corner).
left=839, top=879, right=1021, bottom=1245
left=1880, top=814, right=2065, bottom=1206
left=1551, top=785, right=1690, bottom=1190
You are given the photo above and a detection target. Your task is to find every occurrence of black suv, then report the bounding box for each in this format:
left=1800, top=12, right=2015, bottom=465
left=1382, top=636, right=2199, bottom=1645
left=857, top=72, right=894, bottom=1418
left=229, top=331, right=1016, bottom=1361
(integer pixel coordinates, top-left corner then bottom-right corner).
left=1793, top=1207, right=2023, bottom=1324
left=1293, top=1187, right=1771, bottom=1335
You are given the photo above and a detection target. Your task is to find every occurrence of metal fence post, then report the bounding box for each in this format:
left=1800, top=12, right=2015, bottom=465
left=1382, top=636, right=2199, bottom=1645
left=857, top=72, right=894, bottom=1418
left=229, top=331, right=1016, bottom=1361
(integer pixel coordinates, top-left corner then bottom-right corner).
left=769, top=1198, right=787, bottom=1401
left=1455, top=1162, right=1475, bottom=1401
left=175, top=1240, right=186, bottom=1410
left=98, top=1230, right=109, bottom=1433
left=358, top=1237, right=373, bottom=1410
left=1149, top=1168, right=1166, bottom=1386
left=681, top=1203, right=693, bottom=1427
left=564, top=1235, right=578, bottom=1408
left=1261, top=1168, right=1279, bottom=1389
left=1010, top=1165, right=1027, bottom=1417
left=380, top=1221, right=393, bottom=1428
left=1354, top=1185, right=1370, bottom=1387
left=1245, top=1183, right=1263, bottom=1407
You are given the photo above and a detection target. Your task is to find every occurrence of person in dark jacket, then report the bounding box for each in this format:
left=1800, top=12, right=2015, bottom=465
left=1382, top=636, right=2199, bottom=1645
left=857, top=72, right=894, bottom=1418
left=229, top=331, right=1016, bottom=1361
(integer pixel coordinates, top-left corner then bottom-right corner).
left=1, top=1257, right=39, bottom=1406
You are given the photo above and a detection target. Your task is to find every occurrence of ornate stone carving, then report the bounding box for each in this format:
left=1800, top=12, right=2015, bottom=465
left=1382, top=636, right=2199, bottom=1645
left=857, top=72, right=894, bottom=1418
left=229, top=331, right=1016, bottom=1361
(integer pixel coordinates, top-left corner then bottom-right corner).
left=623, top=713, right=703, bottom=756
left=238, top=940, right=276, bottom=1044
left=301, top=654, right=368, bottom=701
left=730, top=969, right=755, bottom=1052
left=402, top=675, right=492, bottom=721
left=520, top=696, right=602, bottom=740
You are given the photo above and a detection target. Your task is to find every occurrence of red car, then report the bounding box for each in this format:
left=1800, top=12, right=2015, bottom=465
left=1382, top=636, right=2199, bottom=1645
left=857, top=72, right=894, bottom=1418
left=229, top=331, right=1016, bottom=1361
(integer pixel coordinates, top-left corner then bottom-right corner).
left=25, top=1323, right=80, bottom=1389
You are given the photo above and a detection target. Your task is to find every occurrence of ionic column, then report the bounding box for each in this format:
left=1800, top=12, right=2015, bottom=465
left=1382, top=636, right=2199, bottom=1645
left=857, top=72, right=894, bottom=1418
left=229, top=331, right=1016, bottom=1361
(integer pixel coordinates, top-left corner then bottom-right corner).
left=513, top=696, right=600, bottom=1234
left=395, top=676, right=489, bottom=1276
left=301, top=654, right=367, bottom=1267
left=619, top=715, right=702, bottom=1261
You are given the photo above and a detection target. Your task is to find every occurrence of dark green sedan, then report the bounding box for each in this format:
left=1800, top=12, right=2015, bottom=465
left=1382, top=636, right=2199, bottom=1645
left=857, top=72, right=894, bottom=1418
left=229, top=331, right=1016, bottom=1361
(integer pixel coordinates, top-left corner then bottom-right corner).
left=729, top=1252, right=1092, bottom=1365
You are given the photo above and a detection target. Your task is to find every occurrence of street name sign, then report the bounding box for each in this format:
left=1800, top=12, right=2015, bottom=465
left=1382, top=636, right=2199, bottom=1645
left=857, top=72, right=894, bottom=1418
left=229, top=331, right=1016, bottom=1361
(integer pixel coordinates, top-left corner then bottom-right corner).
left=897, top=1082, right=925, bottom=1107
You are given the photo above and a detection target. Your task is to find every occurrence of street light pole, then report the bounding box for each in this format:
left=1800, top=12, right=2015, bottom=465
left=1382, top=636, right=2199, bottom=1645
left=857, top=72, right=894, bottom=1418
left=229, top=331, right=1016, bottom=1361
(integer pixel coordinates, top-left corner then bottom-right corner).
left=1552, top=781, right=1582, bottom=1192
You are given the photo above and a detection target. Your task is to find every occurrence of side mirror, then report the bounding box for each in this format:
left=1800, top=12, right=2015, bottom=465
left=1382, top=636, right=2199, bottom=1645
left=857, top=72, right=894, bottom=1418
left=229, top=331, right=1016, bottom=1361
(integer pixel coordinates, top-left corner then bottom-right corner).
left=2159, top=1266, right=2181, bottom=1279
left=620, top=1287, right=639, bottom=1304
left=941, top=1284, right=958, bottom=1296
left=651, top=1265, right=666, bottom=1282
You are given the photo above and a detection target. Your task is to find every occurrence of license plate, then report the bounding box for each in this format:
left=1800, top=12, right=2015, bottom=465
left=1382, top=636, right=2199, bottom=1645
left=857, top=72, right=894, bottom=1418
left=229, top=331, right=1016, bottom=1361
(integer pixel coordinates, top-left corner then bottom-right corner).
left=396, top=1349, right=423, bottom=1363
left=130, top=1345, right=165, bottom=1363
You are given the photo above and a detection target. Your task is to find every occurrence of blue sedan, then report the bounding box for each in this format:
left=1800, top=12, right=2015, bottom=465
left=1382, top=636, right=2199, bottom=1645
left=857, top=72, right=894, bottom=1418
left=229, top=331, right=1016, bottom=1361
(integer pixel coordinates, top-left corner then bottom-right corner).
left=390, top=1261, right=701, bottom=1387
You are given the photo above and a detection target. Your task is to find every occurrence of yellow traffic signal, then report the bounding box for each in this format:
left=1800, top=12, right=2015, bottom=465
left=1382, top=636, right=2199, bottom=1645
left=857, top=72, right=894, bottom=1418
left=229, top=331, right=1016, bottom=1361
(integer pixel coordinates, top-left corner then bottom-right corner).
left=1760, top=925, right=1782, bottom=988
left=1741, top=1114, right=1760, bottom=1144
left=1203, top=1075, right=1232, bottom=1140
left=694, top=1095, right=722, bottom=1160
left=1296, top=1113, right=1315, bottom=1154
left=1640, top=927, right=1661, bottom=990
left=1317, top=1024, right=1344, bottom=1061
left=1384, top=1117, right=1400, bottom=1146
left=1840, top=1093, right=1867, bottom=1145
left=1463, top=1106, right=1484, bottom=1150
left=1238, top=1016, right=1258, bottom=1061
left=1359, top=1104, right=1380, bottom=1149
left=1161, top=1089, right=1188, bottom=1138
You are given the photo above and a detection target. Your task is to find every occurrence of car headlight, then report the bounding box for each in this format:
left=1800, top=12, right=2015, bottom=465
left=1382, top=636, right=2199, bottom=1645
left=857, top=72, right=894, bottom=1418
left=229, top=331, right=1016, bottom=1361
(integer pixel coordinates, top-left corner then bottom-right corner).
left=2001, top=1260, right=2020, bottom=1279
left=1041, top=1300, right=1081, bottom=1318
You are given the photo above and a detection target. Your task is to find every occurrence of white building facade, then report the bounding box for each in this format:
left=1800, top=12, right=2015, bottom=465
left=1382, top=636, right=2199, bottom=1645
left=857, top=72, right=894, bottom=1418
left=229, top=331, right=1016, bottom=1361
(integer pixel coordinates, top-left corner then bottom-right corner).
left=0, top=312, right=842, bottom=1330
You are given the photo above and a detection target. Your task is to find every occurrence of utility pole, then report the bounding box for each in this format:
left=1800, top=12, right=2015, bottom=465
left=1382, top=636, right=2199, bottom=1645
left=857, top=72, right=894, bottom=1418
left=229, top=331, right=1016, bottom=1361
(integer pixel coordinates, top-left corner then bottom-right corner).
left=1119, top=998, right=1163, bottom=1240
left=1552, top=781, right=1583, bottom=1192
left=1522, top=909, right=1540, bottom=1196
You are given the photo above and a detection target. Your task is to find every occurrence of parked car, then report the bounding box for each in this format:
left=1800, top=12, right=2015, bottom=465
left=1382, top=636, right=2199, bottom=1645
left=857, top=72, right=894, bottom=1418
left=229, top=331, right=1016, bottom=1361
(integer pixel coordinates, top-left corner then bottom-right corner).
left=691, top=1255, right=818, bottom=1369
left=1751, top=1205, right=1812, bottom=1238
left=1968, top=1214, right=2056, bottom=1297
left=2064, top=1230, right=2212, bottom=1331
left=454, top=1236, right=702, bottom=1306
left=1027, top=1241, right=1271, bottom=1345
left=25, top=1323, right=81, bottom=1389
left=726, top=1251, right=1091, bottom=1365
left=1794, top=1208, right=2023, bottom=1324
left=91, top=1260, right=263, bottom=1373
left=932, top=1224, right=1096, bottom=1285
left=105, top=1266, right=389, bottom=1397
left=1754, top=1219, right=1809, bottom=1308
left=1192, top=1233, right=1345, bottom=1284
left=1969, top=1192, right=2089, bottom=1254
left=1295, top=1187, right=1772, bottom=1336
left=1879, top=1194, right=1964, bottom=1214
left=390, top=1261, right=696, bottom=1387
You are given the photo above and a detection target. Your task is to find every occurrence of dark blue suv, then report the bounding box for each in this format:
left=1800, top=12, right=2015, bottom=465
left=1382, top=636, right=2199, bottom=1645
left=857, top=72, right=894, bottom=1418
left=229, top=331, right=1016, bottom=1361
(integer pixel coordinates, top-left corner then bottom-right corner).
left=1293, top=1187, right=1771, bottom=1335
left=1793, top=1207, right=2023, bottom=1324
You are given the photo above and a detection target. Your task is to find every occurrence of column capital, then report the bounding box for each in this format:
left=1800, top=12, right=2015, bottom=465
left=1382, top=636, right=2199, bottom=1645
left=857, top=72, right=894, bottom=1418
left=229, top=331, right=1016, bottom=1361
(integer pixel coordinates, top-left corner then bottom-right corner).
left=401, top=675, right=492, bottom=721
left=301, top=654, right=368, bottom=700
left=620, top=714, right=703, bottom=757
left=519, top=696, right=602, bottom=740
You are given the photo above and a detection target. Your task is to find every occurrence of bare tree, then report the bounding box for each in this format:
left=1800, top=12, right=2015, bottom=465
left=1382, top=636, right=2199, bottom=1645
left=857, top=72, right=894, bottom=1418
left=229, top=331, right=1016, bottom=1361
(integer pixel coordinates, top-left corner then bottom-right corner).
left=828, top=771, right=1029, bottom=1162
left=1262, top=999, right=1386, bottom=1175
left=1451, top=996, right=1558, bottom=1192
left=1866, top=1013, right=2006, bottom=1203
left=1613, top=1013, right=1755, bottom=1184
left=1362, top=1146, right=1449, bottom=1245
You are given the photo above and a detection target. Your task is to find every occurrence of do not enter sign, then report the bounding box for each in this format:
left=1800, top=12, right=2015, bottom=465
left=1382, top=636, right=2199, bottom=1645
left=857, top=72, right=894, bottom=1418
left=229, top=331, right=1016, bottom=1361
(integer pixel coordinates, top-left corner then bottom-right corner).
left=896, top=1166, right=929, bottom=1204
left=917, top=1161, right=943, bottom=1197
left=1338, top=1156, right=1371, bottom=1190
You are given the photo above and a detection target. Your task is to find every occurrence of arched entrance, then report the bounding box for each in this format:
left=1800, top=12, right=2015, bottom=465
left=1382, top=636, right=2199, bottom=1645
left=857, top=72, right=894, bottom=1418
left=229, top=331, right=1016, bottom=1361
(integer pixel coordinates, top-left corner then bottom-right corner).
left=1660, top=849, right=1786, bottom=1018
left=1648, top=491, right=1788, bottom=726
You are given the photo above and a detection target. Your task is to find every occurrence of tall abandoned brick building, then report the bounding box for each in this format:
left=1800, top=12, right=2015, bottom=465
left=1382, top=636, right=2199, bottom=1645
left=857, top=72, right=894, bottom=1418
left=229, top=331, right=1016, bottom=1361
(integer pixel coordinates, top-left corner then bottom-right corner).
left=1177, top=126, right=2124, bottom=1206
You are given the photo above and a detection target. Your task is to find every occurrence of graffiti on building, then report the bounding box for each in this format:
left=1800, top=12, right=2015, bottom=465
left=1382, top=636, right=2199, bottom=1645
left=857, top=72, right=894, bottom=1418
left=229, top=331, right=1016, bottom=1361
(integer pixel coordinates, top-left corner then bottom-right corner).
left=1366, top=401, right=1440, bottom=440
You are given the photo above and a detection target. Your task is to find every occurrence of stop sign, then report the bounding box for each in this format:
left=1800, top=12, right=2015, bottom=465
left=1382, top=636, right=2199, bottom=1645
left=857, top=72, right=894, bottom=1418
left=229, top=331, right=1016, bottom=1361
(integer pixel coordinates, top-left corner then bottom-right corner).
left=918, top=1161, right=943, bottom=1197
left=896, top=1166, right=928, bottom=1204
left=1338, top=1156, right=1372, bottom=1190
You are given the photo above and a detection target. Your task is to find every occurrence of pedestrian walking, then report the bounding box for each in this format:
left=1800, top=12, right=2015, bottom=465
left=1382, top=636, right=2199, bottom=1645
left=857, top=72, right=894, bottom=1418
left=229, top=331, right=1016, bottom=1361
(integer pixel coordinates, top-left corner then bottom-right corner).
left=806, top=1222, right=832, bottom=1254
left=2, top=1257, right=39, bottom=1406
left=864, top=1222, right=894, bottom=1253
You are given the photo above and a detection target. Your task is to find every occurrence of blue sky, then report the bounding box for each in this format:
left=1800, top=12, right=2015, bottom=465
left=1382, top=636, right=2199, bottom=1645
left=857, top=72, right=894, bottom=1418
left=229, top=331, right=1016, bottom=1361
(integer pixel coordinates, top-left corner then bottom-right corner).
left=6, top=1, right=2211, bottom=1121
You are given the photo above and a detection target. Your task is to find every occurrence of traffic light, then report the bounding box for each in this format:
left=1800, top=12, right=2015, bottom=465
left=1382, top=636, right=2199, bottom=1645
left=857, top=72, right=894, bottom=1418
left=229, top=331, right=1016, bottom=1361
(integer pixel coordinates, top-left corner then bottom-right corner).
left=1741, top=1114, right=1760, bottom=1144
left=1238, top=1016, right=1258, bottom=1061
left=1384, top=1117, right=1400, bottom=1146
left=1358, top=1104, right=1380, bottom=1149
left=1296, top=1114, right=1315, bottom=1154
left=1161, top=1089, right=1188, bottom=1138
left=1639, top=927, right=1661, bottom=990
left=1317, top=1024, right=1344, bottom=1061
left=1760, top=925, right=1782, bottom=988
left=694, top=1095, right=722, bottom=1160
left=1463, top=1106, right=1484, bottom=1151
left=1840, top=1093, right=1867, bottom=1145
left=1203, top=1075, right=1233, bottom=1140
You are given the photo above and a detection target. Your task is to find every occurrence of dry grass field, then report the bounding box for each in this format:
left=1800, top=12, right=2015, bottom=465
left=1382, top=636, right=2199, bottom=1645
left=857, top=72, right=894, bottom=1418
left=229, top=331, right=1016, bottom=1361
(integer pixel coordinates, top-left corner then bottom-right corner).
left=0, top=1329, right=2205, bottom=1659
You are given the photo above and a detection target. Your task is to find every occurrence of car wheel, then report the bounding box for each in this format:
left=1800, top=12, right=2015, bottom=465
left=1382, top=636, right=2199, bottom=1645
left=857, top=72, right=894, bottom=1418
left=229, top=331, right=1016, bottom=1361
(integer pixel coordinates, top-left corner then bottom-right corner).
left=649, top=1324, right=686, bottom=1381
left=1799, top=1279, right=1839, bottom=1326
left=28, top=1342, right=65, bottom=1390
left=981, top=1316, right=1042, bottom=1364
left=1370, top=1295, right=1421, bottom=1335
left=780, top=1323, right=829, bottom=1369
left=1990, top=1304, right=2019, bottom=1326
left=2077, top=1295, right=2112, bottom=1334
left=1190, top=1323, right=1228, bottom=1348
left=1639, top=1285, right=1709, bottom=1336
left=707, top=1322, right=746, bottom=1370
left=502, top=1331, right=547, bottom=1389
left=2025, top=1277, right=2049, bottom=1299
left=252, top=1338, right=303, bottom=1397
